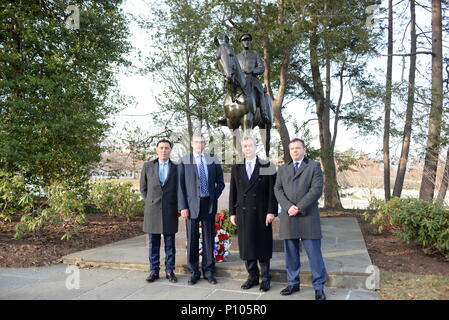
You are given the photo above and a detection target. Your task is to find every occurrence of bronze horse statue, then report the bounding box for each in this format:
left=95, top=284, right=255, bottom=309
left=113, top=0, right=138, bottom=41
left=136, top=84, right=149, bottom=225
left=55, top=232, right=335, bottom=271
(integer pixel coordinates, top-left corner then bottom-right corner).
left=214, top=36, right=273, bottom=157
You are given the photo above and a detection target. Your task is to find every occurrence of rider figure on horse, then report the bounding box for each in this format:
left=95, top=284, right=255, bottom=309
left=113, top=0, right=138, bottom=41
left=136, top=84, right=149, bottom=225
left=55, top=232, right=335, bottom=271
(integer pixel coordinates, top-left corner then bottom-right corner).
left=237, top=33, right=269, bottom=124
left=217, top=33, right=270, bottom=126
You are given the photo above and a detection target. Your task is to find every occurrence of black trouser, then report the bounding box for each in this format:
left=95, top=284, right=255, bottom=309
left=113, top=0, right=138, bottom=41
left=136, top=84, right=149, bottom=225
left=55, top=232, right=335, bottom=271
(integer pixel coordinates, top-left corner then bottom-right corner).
left=186, top=197, right=215, bottom=278
left=245, top=259, right=271, bottom=282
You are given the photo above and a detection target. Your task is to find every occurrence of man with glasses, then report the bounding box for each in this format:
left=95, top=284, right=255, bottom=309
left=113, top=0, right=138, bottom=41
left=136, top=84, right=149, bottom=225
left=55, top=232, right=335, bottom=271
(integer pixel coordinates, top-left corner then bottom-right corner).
left=178, top=134, right=225, bottom=285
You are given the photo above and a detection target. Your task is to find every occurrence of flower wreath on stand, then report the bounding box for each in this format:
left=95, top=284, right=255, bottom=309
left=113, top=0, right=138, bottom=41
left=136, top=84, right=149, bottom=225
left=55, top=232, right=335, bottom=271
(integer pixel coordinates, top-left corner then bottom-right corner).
left=199, top=212, right=232, bottom=262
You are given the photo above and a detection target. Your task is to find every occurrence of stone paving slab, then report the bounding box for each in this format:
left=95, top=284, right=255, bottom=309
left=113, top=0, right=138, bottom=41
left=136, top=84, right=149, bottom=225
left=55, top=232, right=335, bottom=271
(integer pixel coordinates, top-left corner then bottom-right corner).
left=62, top=217, right=377, bottom=290
left=0, top=265, right=380, bottom=300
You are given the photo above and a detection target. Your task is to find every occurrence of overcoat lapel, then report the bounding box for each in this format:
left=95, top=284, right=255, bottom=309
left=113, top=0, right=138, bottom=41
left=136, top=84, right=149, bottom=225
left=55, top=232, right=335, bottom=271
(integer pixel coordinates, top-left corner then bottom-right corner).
left=161, top=159, right=175, bottom=189
left=293, top=157, right=308, bottom=180
left=205, top=154, right=214, bottom=189
left=239, top=163, right=249, bottom=188
left=245, top=157, right=260, bottom=192
left=151, top=158, right=159, bottom=181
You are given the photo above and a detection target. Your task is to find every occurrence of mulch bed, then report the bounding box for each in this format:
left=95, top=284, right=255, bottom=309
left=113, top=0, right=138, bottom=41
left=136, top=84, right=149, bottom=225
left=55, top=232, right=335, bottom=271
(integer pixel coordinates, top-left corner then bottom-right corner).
left=321, top=209, right=449, bottom=276
left=0, top=213, right=145, bottom=268
left=1, top=209, right=447, bottom=276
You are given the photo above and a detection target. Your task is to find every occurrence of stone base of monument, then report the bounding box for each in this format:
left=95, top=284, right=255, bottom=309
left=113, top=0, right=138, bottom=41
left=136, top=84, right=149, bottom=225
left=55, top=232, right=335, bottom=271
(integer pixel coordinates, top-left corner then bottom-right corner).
left=63, top=217, right=378, bottom=291
left=175, top=216, right=284, bottom=252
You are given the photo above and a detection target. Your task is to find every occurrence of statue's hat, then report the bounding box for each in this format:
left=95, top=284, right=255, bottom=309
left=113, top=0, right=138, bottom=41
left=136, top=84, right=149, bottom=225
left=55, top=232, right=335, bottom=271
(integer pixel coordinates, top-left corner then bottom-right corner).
left=239, top=33, right=252, bottom=42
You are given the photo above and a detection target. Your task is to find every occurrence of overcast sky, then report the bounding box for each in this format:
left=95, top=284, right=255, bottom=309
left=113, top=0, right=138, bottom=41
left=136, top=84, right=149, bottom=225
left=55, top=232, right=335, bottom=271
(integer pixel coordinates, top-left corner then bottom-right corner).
left=108, top=0, right=436, bottom=160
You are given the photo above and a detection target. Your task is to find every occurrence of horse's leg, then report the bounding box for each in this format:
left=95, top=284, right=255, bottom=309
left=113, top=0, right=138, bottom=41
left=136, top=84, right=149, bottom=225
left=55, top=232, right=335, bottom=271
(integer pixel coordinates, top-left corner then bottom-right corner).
left=232, top=134, right=237, bottom=164
left=232, top=129, right=243, bottom=163
left=259, top=122, right=270, bottom=158
left=241, top=113, right=254, bottom=136
left=265, top=123, right=271, bottom=158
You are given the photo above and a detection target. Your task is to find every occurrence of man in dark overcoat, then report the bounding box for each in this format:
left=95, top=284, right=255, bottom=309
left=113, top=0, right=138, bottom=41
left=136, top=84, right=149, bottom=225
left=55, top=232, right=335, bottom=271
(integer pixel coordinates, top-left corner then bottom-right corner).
left=140, top=139, right=178, bottom=283
left=229, top=136, right=278, bottom=292
left=274, top=138, right=327, bottom=300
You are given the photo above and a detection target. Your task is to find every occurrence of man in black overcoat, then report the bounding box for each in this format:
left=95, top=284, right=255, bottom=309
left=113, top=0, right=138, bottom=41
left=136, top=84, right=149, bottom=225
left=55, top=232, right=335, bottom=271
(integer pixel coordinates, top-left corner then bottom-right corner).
left=229, top=136, right=278, bottom=292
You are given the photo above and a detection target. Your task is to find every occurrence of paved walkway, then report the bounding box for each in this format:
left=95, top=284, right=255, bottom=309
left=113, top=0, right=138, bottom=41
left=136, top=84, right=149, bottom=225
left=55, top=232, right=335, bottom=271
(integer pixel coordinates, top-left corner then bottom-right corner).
left=0, top=264, right=380, bottom=300
left=0, top=216, right=381, bottom=300
left=62, top=217, right=377, bottom=290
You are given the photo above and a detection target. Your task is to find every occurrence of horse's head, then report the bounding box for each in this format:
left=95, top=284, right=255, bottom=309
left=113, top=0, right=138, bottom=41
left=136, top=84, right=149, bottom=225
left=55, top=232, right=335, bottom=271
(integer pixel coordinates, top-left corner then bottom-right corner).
left=214, top=35, right=236, bottom=84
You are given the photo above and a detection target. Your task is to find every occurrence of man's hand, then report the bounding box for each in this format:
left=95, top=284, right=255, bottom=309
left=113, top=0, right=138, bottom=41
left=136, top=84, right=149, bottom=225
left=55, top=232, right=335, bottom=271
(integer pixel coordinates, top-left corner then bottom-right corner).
left=180, top=209, right=189, bottom=220
left=266, top=213, right=275, bottom=226
left=230, top=215, right=237, bottom=226
left=288, top=205, right=299, bottom=216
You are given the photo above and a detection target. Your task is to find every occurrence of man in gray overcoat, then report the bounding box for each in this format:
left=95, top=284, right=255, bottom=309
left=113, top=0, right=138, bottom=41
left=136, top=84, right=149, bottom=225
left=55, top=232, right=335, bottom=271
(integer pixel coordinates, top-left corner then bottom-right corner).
left=140, top=139, right=178, bottom=283
left=274, top=138, right=327, bottom=300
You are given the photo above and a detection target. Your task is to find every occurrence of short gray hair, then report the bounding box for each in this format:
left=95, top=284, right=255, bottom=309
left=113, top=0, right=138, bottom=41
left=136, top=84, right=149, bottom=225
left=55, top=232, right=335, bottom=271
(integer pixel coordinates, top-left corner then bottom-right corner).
left=191, top=133, right=205, bottom=142
left=242, top=135, right=256, bottom=146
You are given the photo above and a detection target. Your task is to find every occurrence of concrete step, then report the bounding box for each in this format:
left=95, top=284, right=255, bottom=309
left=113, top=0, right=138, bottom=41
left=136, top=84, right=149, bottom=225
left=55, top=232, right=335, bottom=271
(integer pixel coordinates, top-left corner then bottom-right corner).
left=177, top=216, right=280, bottom=234
left=63, top=217, right=377, bottom=291
left=163, top=231, right=284, bottom=252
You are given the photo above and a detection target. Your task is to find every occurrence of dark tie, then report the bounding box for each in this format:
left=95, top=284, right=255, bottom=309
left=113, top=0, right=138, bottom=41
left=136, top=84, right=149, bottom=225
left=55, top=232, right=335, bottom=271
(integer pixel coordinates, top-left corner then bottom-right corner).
left=198, top=155, right=208, bottom=196
left=294, top=162, right=299, bottom=174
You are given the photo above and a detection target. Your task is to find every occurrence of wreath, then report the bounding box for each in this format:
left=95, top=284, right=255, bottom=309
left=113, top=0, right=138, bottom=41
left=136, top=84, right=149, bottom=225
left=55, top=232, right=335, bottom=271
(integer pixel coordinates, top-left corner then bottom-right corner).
left=198, top=212, right=232, bottom=262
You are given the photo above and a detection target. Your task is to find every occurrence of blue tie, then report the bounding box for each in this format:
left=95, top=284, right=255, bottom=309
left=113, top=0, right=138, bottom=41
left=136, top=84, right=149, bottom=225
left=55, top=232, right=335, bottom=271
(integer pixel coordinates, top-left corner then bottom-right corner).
left=159, top=162, right=166, bottom=186
left=294, top=162, right=299, bottom=174
left=198, top=155, right=208, bottom=196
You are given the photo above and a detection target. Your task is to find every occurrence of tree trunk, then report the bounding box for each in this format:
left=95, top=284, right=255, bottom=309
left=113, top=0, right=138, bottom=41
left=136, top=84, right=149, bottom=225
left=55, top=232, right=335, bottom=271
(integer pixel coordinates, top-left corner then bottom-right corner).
left=260, top=0, right=291, bottom=163
left=392, top=0, right=416, bottom=198
left=310, top=32, right=343, bottom=209
left=185, top=50, right=193, bottom=151
left=383, top=0, right=393, bottom=201
left=262, top=40, right=291, bottom=163
left=419, top=0, right=443, bottom=201
left=437, top=147, right=449, bottom=201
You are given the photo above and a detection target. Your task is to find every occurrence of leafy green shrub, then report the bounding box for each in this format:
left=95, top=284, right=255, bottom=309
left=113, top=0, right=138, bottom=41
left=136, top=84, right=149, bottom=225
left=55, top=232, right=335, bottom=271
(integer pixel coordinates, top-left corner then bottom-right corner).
left=363, top=197, right=395, bottom=233
left=364, top=197, right=449, bottom=260
left=0, top=170, right=41, bottom=222
left=89, top=182, right=141, bottom=221
left=14, top=183, right=88, bottom=240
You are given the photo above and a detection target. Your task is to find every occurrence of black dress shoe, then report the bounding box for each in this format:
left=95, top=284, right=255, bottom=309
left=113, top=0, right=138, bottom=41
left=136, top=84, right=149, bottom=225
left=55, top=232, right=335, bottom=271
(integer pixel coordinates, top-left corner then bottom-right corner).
left=145, top=272, right=159, bottom=282
left=166, top=272, right=178, bottom=283
left=205, top=276, right=217, bottom=284
left=241, top=278, right=259, bottom=290
left=315, top=289, right=326, bottom=300
left=280, top=284, right=300, bottom=295
left=259, top=280, right=270, bottom=292
left=188, top=276, right=200, bottom=285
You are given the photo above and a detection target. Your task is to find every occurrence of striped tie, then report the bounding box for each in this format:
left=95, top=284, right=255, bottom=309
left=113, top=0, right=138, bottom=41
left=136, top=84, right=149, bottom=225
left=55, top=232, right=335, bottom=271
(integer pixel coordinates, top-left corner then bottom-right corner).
left=198, top=155, right=208, bottom=196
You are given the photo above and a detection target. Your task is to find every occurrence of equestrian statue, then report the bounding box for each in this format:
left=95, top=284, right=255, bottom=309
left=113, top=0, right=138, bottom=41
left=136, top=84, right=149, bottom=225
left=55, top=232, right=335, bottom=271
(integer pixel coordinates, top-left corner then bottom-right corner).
left=214, top=34, right=273, bottom=157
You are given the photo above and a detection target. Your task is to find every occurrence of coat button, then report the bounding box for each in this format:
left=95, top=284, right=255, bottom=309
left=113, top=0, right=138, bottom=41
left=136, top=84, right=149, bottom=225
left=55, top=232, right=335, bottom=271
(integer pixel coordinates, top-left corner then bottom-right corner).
left=243, top=207, right=246, bottom=210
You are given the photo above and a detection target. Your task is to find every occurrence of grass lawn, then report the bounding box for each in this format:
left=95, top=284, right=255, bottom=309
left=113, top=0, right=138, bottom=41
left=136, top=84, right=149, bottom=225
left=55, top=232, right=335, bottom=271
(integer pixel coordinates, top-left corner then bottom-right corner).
left=380, top=271, right=449, bottom=300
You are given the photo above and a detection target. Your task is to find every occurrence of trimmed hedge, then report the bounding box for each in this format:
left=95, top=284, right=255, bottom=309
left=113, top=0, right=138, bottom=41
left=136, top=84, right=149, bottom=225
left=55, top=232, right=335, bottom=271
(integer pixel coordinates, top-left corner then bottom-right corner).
left=365, top=197, right=449, bottom=260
